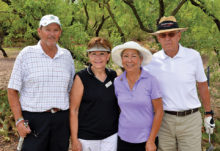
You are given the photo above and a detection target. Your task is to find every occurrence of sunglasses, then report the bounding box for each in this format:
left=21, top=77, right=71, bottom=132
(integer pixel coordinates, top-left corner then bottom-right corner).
left=158, top=32, right=179, bottom=38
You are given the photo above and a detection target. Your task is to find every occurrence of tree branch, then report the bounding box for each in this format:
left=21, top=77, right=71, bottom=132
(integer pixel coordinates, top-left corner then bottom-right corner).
left=96, top=15, right=110, bottom=36
left=0, top=11, right=10, bottom=13
left=157, top=0, right=165, bottom=24
left=70, top=12, right=75, bottom=26
left=190, top=0, right=220, bottom=31
left=0, top=27, right=8, bottom=57
left=82, top=1, right=89, bottom=31
left=2, top=0, right=11, bottom=5
left=123, top=0, right=153, bottom=33
left=0, top=45, right=8, bottom=57
left=104, top=2, right=125, bottom=42
left=214, top=47, right=220, bottom=66
left=171, top=0, right=188, bottom=16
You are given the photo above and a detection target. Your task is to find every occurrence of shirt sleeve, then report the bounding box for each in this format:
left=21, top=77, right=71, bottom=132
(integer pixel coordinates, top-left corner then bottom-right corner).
left=68, top=58, right=75, bottom=92
left=8, top=52, right=23, bottom=91
left=195, top=53, right=207, bottom=82
left=150, top=76, right=162, bottom=100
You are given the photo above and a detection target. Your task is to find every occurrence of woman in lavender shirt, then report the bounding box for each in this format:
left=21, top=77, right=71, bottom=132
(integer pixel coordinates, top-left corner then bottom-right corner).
left=111, top=41, right=164, bottom=151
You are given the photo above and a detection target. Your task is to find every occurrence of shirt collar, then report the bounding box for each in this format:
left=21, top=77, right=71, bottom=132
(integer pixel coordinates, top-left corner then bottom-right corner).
left=121, top=67, right=149, bottom=81
left=37, top=41, right=64, bottom=58
left=87, top=65, right=111, bottom=77
left=174, top=44, right=185, bottom=58
left=161, top=44, right=185, bottom=59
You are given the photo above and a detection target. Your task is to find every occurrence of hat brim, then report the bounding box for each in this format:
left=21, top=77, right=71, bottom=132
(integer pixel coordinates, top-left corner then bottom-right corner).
left=111, top=42, right=152, bottom=67
left=40, top=21, right=61, bottom=27
left=150, top=28, right=187, bottom=35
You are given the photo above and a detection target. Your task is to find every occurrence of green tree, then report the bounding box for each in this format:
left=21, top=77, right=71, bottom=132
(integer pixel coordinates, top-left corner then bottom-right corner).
left=1, top=0, right=219, bottom=75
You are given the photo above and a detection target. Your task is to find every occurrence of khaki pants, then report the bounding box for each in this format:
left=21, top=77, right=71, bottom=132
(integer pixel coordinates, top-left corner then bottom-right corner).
left=158, top=111, right=202, bottom=151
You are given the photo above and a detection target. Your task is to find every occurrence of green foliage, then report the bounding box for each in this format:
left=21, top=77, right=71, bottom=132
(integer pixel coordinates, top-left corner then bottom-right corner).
left=0, top=90, right=16, bottom=141
left=0, top=0, right=219, bottom=73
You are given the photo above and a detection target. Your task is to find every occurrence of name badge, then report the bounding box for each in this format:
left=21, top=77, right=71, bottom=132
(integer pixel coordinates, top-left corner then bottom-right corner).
left=105, top=81, right=112, bottom=88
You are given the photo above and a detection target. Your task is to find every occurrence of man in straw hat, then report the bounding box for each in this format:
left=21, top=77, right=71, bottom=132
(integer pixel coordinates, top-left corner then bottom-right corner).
left=144, top=16, right=215, bottom=151
left=8, top=14, right=75, bottom=151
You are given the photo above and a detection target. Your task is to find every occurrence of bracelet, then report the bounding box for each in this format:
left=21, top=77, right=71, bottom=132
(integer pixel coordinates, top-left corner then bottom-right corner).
left=16, top=117, right=24, bottom=126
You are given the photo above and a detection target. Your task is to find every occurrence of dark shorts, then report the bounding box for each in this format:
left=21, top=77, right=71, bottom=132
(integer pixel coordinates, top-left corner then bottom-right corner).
left=117, top=136, right=158, bottom=151
left=21, top=110, right=70, bottom=151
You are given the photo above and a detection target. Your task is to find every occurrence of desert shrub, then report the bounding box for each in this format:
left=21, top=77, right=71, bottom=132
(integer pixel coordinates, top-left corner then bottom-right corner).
left=0, top=90, right=17, bottom=141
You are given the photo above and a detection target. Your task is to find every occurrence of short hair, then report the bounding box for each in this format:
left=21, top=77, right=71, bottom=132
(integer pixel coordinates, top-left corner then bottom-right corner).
left=121, top=49, right=143, bottom=59
left=87, top=37, right=112, bottom=52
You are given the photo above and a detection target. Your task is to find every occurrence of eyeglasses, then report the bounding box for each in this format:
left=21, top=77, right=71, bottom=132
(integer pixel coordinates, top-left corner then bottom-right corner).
left=158, top=32, right=179, bottom=38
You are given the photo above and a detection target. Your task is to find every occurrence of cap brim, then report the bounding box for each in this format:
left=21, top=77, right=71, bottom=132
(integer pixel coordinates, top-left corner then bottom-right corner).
left=150, top=28, right=188, bottom=35
left=39, top=21, right=61, bottom=28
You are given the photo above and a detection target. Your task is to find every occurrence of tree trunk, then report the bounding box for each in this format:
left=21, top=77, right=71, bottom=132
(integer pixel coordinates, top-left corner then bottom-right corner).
left=96, top=15, right=109, bottom=36
left=105, top=2, right=125, bottom=42
left=171, top=0, right=187, bottom=16
left=123, top=0, right=153, bottom=33
left=0, top=45, right=8, bottom=57
left=83, top=1, right=89, bottom=31
left=214, top=47, right=220, bottom=66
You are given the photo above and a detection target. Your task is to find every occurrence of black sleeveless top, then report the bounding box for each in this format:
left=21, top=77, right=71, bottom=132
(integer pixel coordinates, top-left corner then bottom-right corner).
left=77, top=66, right=119, bottom=140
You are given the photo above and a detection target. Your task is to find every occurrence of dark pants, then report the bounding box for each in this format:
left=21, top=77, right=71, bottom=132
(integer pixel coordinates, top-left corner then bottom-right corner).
left=21, top=110, right=70, bottom=151
left=117, top=136, right=158, bottom=151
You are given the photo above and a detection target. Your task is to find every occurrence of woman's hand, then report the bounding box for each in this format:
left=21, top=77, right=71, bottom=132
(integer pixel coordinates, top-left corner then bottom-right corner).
left=72, top=139, right=82, bottom=151
left=145, top=141, right=156, bottom=151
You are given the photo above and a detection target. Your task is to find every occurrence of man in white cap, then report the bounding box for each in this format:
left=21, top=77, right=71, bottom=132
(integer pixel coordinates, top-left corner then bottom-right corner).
left=8, top=14, right=75, bottom=151
left=144, top=16, right=215, bottom=151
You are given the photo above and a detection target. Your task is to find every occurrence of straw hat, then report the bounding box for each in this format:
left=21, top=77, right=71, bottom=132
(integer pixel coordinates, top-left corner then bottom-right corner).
left=111, top=41, right=152, bottom=67
left=151, top=16, right=187, bottom=35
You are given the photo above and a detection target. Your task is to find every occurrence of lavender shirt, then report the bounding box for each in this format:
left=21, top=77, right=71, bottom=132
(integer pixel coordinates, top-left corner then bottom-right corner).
left=114, top=69, right=162, bottom=143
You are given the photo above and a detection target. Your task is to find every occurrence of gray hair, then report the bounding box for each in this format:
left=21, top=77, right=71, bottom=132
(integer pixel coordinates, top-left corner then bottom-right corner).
left=121, top=49, right=143, bottom=58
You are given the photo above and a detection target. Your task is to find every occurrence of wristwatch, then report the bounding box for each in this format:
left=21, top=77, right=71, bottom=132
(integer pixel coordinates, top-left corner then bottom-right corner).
left=205, top=110, right=214, bottom=115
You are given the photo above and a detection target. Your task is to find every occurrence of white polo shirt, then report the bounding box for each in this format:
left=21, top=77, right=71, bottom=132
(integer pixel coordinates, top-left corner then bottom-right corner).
left=8, top=41, right=75, bottom=112
left=144, top=44, right=207, bottom=111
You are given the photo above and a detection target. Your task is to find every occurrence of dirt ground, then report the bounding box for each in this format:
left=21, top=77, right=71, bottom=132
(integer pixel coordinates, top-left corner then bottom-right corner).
left=0, top=48, right=17, bottom=90
left=0, top=135, right=17, bottom=151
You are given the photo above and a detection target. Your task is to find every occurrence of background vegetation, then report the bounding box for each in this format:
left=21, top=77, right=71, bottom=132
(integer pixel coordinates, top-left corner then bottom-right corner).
left=0, top=0, right=220, bottom=150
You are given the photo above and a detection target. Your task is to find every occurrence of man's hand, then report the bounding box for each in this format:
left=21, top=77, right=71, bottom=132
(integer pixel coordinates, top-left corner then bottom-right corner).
left=16, top=121, right=31, bottom=138
left=204, top=116, right=215, bottom=134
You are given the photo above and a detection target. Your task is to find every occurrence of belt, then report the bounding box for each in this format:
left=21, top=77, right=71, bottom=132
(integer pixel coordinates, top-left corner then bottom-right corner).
left=165, top=108, right=199, bottom=116
left=45, top=108, right=61, bottom=114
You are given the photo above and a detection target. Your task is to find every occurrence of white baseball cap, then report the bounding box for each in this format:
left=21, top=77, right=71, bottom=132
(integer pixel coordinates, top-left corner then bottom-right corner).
left=39, top=14, right=61, bottom=27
